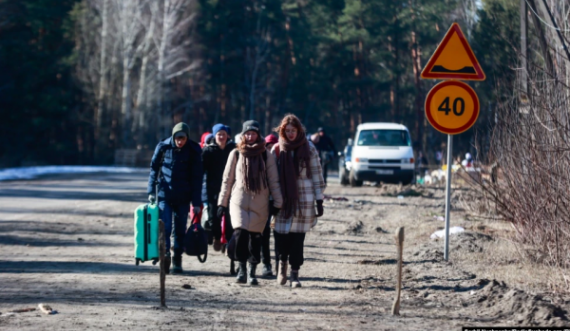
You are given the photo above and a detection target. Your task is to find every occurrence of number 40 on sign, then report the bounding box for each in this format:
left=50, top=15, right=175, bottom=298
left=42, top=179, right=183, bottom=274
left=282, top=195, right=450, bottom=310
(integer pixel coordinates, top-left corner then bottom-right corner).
left=425, top=80, right=479, bottom=135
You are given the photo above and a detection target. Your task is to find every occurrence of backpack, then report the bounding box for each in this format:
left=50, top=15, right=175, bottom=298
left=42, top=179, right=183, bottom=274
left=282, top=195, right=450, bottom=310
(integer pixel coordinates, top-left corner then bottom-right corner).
left=183, top=214, right=208, bottom=263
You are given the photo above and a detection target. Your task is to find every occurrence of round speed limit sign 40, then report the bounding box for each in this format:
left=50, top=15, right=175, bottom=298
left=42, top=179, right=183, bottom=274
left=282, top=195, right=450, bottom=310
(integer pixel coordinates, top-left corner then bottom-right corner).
left=425, top=80, right=479, bottom=135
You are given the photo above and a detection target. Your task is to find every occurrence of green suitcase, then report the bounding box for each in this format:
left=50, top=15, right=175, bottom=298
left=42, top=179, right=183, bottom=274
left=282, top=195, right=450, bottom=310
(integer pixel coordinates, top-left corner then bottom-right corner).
left=134, top=203, right=160, bottom=265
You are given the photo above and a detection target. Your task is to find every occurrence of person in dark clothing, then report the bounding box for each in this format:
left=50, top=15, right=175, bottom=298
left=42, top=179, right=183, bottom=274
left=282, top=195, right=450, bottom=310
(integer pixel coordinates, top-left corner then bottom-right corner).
left=202, top=123, right=236, bottom=252
left=147, top=122, right=203, bottom=274
left=314, top=127, right=337, bottom=185
left=417, top=151, right=429, bottom=177
left=260, top=133, right=279, bottom=278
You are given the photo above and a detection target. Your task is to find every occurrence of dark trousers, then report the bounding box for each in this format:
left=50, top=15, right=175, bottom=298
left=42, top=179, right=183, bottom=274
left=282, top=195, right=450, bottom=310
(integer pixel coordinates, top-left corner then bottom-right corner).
left=320, top=159, right=329, bottom=184
left=207, top=196, right=221, bottom=240
left=260, top=219, right=271, bottom=265
left=233, top=228, right=262, bottom=264
left=274, top=231, right=306, bottom=270
left=207, top=196, right=234, bottom=242
left=158, top=200, right=189, bottom=257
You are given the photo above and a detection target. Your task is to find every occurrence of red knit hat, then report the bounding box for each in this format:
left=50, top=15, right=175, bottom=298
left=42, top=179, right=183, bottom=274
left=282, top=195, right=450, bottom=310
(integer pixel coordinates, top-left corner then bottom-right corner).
left=200, top=132, right=211, bottom=148
left=265, top=134, right=278, bottom=145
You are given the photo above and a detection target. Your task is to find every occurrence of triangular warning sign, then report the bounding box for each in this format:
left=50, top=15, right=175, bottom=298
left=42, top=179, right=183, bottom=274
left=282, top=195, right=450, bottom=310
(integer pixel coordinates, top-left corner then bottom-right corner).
left=421, top=23, right=485, bottom=81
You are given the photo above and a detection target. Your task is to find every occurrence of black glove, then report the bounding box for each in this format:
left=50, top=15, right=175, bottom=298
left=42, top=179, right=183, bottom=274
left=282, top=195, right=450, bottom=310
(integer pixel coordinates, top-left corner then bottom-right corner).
left=270, top=204, right=281, bottom=216
left=316, top=200, right=324, bottom=217
left=217, top=206, right=228, bottom=218
left=148, top=194, right=156, bottom=204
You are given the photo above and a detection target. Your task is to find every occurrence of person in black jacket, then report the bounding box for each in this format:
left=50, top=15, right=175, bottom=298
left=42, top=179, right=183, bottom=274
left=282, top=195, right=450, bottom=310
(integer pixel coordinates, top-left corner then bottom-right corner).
left=148, top=122, right=203, bottom=274
left=202, top=123, right=236, bottom=251
left=314, top=127, right=337, bottom=185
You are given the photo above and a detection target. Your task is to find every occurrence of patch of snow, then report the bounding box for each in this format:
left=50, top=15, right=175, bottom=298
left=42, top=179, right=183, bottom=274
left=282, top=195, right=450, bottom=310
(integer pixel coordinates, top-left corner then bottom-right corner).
left=0, top=166, right=141, bottom=181
left=430, top=226, right=465, bottom=239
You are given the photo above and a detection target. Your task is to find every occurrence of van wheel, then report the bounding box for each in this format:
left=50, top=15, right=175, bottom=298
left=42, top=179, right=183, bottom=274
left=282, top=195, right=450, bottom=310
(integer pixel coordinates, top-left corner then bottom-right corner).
left=349, top=170, right=363, bottom=187
left=340, top=168, right=349, bottom=186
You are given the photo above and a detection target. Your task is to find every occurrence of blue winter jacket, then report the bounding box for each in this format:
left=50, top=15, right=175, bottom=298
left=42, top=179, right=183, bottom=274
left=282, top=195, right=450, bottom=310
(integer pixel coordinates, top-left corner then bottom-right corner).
left=147, top=137, right=203, bottom=207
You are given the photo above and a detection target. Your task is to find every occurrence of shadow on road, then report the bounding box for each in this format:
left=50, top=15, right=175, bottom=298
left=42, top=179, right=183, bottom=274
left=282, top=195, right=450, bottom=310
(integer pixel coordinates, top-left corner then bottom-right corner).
left=0, top=260, right=157, bottom=274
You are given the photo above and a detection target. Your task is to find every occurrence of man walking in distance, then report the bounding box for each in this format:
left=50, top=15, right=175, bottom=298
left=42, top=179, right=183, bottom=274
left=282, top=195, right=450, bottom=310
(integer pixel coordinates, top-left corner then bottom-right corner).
left=148, top=122, right=203, bottom=274
left=314, top=127, right=336, bottom=185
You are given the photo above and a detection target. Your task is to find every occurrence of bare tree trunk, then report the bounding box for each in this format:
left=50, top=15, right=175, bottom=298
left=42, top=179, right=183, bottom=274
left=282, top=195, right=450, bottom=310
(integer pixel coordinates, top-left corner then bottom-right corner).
left=389, top=17, right=400, bottom=123
left=264, top=95, right=272, bottom=136
left=248, top=47, right=259, bottom=120
left=528, top=0, right=555, bottom=76
left=156, top=0, right=170, bottom=137
left=246, top=7, right=270, bottom=121
left=135, top=19, right=156, bottom=147
left=121, top=56, right=132, bottom=146
left=410, top=29, right=423, bottom=151
left=96, top=0, right=109, bottom=145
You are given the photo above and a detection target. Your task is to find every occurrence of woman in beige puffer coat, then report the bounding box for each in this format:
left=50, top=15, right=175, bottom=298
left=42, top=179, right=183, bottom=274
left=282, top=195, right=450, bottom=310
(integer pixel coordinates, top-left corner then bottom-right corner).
left=218, top=120, right=283, bottom=285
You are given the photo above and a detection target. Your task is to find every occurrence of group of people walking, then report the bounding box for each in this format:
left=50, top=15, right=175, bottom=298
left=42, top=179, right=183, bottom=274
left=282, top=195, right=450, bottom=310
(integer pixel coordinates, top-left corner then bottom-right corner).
left=147, top=114, right=326, bottom=287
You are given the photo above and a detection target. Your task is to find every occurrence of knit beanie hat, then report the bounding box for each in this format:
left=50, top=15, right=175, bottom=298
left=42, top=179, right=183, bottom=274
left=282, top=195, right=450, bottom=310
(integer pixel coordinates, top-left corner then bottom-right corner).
left=174, top=131, right=187, bottom=139
left=265, top=134, right=278, bottom=145
left=241, top=120, right=260, bottom=134
left=212, top=123, right=228, bottom=136
left=172, top=122, right=190, bottom=138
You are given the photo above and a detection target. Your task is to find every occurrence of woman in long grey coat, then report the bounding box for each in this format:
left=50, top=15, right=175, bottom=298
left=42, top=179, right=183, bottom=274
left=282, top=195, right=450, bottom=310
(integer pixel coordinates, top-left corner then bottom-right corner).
left=218, top=120, right=283, bottom=285
left=272, top=114, right=325, bottom=287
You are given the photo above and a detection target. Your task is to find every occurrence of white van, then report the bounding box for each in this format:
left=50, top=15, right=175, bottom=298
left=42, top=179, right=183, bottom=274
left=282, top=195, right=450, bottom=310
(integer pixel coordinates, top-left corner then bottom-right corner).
left=347, top=123, right=415, bottom=186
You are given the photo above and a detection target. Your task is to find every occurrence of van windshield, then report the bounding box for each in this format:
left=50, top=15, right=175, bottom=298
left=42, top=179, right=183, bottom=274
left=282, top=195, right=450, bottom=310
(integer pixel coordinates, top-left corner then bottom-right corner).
left=356, top=130, right=411, bottom=147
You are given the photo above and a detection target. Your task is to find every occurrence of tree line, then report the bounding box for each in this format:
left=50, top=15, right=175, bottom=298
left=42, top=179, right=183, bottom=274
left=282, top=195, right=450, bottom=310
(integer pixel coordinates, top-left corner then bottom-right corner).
left=0, top=0, right=518, bottom=166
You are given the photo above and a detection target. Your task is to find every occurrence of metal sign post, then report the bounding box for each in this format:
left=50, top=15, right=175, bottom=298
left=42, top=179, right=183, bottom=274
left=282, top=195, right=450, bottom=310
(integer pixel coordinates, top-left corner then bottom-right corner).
left=444, top=135, right=453, bottom=261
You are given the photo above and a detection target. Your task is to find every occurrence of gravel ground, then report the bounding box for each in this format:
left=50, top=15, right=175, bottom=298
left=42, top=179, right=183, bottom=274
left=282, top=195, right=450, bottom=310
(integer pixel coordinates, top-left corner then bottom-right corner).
left=0, top=171, right=567, bottom=330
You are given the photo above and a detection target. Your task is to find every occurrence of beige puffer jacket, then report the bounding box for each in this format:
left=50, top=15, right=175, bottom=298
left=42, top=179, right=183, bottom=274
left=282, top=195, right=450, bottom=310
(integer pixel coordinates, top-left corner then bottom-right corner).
left=218, top=149, right=283, bottom=233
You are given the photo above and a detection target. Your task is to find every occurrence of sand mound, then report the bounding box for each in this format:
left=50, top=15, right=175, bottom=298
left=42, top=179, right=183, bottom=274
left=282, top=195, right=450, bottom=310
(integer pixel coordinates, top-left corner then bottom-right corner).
left=380, top=185, right=424, bottom=197
left=474, top=280, right=568, bottom=326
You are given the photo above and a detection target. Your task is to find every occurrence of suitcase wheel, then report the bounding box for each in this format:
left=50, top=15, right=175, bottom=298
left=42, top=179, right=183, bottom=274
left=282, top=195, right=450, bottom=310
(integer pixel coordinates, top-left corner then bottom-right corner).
left=135, top=259, right=140, bottom=266
left=152, top=258, right=159, bottom=266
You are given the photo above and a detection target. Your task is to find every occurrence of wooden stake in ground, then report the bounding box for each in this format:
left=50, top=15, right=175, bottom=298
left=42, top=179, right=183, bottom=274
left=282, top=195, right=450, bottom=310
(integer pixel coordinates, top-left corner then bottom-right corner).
left=159, top=219, right=166, bottom=308
left=9, top=308, right=35, bottom=313
left=391, top=227, right=404, bottom=315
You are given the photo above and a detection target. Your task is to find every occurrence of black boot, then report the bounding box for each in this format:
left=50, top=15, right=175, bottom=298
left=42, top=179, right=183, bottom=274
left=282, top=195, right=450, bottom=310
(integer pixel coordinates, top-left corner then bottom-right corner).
left=290, top=269, right=301, bottom=288
left=230, top=260, right=237, bottom=276
left=261, top=263, right=273, bottom=278
left=248, top=263, right=259, bottom=286
left=172, top=255, right=183, bottom=274
left=236, top=262, right=247, bottom=283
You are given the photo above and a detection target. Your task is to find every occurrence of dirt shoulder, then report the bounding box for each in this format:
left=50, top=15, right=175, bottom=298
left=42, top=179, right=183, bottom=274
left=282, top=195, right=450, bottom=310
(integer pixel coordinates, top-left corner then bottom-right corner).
left=0, top=172, right=568, bottom=330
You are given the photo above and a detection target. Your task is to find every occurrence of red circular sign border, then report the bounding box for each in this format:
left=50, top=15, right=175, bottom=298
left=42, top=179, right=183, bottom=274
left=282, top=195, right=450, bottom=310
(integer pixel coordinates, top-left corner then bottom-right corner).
left=425, top=80, right=480, bottom=135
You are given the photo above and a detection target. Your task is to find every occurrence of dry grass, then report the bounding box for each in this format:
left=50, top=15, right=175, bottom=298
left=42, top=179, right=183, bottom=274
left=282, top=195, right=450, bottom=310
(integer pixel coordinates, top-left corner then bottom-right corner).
left=453, top=220, right=570, bottom=295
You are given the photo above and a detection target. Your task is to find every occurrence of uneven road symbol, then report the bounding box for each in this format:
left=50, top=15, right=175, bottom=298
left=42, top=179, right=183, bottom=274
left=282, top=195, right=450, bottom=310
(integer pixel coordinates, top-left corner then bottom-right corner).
left=425, top=80, right=480, bottom=135
left=421, top=23, right=486, bottom=81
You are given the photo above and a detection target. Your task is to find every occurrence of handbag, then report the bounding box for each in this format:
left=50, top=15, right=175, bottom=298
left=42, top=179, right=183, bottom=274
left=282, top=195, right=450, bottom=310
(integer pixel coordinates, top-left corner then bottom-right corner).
left=183, top=213, right=208, bottom=263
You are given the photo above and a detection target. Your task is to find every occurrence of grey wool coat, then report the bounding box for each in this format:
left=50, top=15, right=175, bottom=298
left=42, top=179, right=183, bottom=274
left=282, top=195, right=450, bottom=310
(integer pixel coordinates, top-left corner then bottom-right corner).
left=218, top=149, right=283, bottom=233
